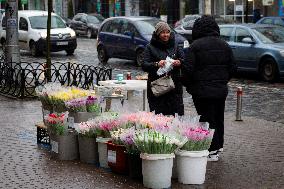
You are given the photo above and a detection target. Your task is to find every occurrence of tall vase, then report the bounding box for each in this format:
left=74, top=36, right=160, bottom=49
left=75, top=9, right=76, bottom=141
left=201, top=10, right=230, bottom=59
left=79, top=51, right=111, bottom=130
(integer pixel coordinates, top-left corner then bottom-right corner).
left=78, top=135, right=99, bottom=165
left=96, top=137, right=111, bottom=168
left=49, top=130, right=79, bottom=160
left=176, top=150, right=209, bottom=185
left=141, top=153, right=175, bottom=189
left=107, top=142, right=128, bottom=174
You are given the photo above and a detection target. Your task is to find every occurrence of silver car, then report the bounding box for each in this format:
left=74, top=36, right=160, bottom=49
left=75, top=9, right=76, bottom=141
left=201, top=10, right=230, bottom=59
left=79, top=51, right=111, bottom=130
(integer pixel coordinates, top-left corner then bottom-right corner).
left=220, top=24, right=284, bottom=81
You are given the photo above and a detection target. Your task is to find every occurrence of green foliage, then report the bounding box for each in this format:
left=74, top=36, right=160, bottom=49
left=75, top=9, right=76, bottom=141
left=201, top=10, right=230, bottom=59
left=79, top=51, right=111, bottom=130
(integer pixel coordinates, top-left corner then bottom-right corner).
left=181, top=139, right=212, bottom=151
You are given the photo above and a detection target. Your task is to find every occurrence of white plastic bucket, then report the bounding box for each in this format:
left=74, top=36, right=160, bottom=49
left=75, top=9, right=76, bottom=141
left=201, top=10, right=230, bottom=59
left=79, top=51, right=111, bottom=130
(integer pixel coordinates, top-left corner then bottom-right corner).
left=96, top=137, right=111, bottom=168
left=176, top=150, right=209, bottom=185
left=140, top=153, right=174, bottom=189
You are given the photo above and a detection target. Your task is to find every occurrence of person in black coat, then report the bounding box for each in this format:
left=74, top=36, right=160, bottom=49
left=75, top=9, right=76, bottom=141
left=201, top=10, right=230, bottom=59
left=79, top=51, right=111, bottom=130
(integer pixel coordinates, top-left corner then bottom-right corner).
left=142, top=22, right=184, bottom=116
left=183, top=15, right=236, bottom=161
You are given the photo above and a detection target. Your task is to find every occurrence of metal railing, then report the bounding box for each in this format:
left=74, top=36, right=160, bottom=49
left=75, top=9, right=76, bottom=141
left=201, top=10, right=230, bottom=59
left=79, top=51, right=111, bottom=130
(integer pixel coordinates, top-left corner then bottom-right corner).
left=0, top=57, right=112, bottom=98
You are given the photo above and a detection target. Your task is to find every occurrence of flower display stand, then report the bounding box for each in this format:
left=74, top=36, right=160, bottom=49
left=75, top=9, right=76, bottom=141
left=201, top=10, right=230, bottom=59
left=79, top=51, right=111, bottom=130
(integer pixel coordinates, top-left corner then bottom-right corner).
left=176, top=150, right=209, bottom=184
left=128, top=153, right=142, bottom=179
left=96, top=137, right=111, bottom=168
left=141, top=153, right=175, bottom=189
left=107, top=142, right=128, bottom=174
left=49, top=130, right=79, bottom=160
left=78, top=135, right=99, bottom=164
left=69, top=112, right=98, bottom=123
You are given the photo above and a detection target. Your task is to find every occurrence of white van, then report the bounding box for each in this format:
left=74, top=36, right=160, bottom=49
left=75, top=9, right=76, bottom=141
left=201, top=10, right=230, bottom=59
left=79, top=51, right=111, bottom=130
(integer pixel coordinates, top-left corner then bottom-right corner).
left=0, top=10, right=77, bottom=56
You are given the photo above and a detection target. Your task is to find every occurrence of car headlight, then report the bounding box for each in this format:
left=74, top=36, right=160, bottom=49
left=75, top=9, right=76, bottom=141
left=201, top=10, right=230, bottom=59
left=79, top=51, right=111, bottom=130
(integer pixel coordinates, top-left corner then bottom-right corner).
left=183, top=40, right=189, bottom=48
left=279, top=50, right=284, bottom=57
left=40, top=32, right=47, bottom=39
left=70, top=30, right=76, bottom=37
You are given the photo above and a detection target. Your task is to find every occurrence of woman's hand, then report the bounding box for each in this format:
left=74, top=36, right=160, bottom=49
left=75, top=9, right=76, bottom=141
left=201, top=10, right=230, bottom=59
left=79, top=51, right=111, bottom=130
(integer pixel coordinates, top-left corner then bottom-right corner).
left=158, top=60, right=166, bottom=67
left=172, top=60, right=181, bottom=67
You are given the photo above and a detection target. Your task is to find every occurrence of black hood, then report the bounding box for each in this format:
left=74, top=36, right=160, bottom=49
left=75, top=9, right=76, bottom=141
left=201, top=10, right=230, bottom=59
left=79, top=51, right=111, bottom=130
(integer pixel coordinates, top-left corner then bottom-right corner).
left=192, top=15, right=220, bottom=40
left=150, top=32, right=175, bottom=49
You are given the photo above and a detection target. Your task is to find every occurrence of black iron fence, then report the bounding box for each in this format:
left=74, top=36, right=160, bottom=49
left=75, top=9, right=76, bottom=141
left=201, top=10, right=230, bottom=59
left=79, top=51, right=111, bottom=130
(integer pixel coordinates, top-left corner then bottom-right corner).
left=0, top=58, right=112, bottom=98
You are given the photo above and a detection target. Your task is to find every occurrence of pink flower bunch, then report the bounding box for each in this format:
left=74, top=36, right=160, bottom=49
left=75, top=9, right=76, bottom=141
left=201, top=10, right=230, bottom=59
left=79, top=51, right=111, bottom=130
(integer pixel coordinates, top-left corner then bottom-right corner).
left=45, top=113, right=66, bottom=125
left=119, top=127, right=136, bottom=145
left=86, top=96, right=98, bottom=106
left=182, top=127, right=214, bottom=141
left=77, top=121, right=96, bottom=137
left=65, top=98, right=86, bottom=112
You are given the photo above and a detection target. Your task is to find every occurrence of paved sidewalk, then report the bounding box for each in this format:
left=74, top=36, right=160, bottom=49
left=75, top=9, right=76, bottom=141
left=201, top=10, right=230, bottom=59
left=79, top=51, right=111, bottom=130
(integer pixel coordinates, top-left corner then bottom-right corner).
left=0, top=95, right=283, bottom=189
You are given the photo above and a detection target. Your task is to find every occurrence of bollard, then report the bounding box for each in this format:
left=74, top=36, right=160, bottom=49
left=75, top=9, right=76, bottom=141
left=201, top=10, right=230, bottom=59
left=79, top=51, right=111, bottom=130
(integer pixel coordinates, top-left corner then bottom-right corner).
left=236, top=87, right=243, bottom=121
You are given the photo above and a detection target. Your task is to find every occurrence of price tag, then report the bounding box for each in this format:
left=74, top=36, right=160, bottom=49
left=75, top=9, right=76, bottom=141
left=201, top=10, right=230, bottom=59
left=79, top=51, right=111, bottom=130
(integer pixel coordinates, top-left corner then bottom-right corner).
left=51, top=140, right=58, bottom=153
left=107, top=150, right=116, bottom=163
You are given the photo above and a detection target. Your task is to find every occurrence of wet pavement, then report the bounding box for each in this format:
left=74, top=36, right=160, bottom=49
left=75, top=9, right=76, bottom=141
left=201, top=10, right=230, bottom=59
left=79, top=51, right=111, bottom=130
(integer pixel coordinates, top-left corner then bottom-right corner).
left=0, top=37, right=284, bottom=188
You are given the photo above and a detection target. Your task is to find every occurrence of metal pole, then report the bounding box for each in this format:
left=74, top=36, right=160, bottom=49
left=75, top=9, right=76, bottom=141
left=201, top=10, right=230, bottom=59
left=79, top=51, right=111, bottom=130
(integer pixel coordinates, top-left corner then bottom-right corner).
left=5, top=0, right=20, bottom=66
left=236, top=87, right=243, bottom=121
left=245, top=0, right=248, bottom=23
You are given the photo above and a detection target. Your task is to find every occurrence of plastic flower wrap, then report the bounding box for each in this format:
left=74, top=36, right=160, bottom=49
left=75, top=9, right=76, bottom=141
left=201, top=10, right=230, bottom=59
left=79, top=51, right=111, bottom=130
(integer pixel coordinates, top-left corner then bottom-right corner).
left=65, top=98, right=87, bottom=112
left=76, top=121, right=96, bottom=138
left=86, top=96, right=101, bottom=114
left=119, top=127, right=140, bottom=155
left=110, top=128, right=125, bottom=145
left=88, top=112, right=119, bottom=138
left=45, top=112, right=69, bottom=135
left=134, top=129, right=184, bottom=154
left=181, top=126, right=215, bottom=151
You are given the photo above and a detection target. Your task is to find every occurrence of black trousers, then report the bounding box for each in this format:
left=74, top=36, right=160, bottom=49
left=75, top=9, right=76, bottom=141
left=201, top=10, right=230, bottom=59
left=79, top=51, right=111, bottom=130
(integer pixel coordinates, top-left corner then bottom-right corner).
left=192, top=97, right=226, bottom=152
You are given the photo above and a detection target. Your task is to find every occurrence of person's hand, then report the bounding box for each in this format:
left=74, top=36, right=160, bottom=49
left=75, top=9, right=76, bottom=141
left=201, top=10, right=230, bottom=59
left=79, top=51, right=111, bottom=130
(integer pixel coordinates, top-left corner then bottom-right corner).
left=158, top=60, right=166, bottom=67
left=172, top=60, right=181, bottom=67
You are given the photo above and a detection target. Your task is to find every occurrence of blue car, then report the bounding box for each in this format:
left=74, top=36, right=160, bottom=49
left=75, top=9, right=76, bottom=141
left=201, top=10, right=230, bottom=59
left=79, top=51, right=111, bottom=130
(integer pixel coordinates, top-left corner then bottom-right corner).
left=256, top=17, right=284, bottom=27
left=97, top=16, right=189, bottom=66
left=219, top=24, right=284, bottom=81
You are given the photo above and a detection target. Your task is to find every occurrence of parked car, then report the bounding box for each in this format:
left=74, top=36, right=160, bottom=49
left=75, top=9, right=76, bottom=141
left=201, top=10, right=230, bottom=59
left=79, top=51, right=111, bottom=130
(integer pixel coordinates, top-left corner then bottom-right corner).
left=0, top=10, right=77, bottom=56
left=174, top=14, right=201, bottom=28
left=175, top=15, right=231, bottom=43
left=69, top=13, right=105, bottom=38
left=97, top=16, right=189, bottom=66
left=256, top=17, right=284, bottom=27
left=62, top=16, right=72, bottom=27
left=219, top=24, right=284, bottom=81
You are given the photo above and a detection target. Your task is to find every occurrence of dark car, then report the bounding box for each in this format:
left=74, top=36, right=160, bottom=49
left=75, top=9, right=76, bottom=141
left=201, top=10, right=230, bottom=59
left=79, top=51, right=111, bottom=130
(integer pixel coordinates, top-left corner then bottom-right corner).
left=175, top=15, right=232, bottom=43
left=219, top=24, right=284, bottom=81
left=97, top=16, right=189, bottom=66
left=256, top=17, right=284, bottom=27
left=69, top=13, right=105, bottom=38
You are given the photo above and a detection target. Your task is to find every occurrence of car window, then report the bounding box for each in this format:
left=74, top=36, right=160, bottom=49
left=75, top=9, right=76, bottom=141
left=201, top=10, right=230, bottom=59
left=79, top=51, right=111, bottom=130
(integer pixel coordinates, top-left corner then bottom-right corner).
left=29, top=15, right=66, bottom=29
left=104, top=19, right=121, bottom=34
left=261, top=18, right=273, bottom=24
left=87, top=15, right=100, bottom=24
left=19, top=17, right=28, bottom=31
left=220, top=27, right=233, bottom=42
left=253, top=27, right=284, bottom=43
left=235, top=28, right=253, bottom=43
left=274, top=18, right=284, bottom=26
left=121, top=21, right=139, bottom=36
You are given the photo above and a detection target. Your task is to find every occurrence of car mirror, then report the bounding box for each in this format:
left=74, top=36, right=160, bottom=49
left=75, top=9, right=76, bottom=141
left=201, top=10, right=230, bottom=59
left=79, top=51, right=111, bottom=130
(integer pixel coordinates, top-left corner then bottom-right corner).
left=242, top=37, right=255, bottom=44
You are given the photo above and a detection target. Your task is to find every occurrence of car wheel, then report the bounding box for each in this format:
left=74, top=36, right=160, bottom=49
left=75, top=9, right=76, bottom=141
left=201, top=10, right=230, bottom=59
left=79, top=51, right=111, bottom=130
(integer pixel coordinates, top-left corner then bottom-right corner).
left=87, top=29, right=92, bottom=39
left=66, top=49, right=75, bottom=56
left=136, top=49, right=144, bottom=66
left=30, top=41, right=40, bottom=57
left=97, top=46, right=109, bottom=63
left=260, top=57, right=279, bottom=82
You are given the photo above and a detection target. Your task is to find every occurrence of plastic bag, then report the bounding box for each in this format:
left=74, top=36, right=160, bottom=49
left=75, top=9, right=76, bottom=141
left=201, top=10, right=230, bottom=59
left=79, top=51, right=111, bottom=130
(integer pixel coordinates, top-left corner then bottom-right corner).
left=157, top=56, right=175, bottom=76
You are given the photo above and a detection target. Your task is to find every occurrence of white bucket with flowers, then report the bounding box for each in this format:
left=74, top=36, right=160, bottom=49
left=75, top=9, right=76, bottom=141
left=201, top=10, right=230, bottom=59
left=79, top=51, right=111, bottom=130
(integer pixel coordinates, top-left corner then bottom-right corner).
left=176, top=123, right=214, bottom=184
left=134, top=129, right=184, bottom=189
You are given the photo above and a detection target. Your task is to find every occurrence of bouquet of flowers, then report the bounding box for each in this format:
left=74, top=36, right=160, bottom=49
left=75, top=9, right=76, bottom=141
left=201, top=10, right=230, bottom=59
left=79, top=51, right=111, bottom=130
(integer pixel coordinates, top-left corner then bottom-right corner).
left=119, top=127, right=140, bottom=155
left=65, top=98, right=87, bottom=112
left=76, top=121, right=96, bottom=138
left=88, top=112, right=119, bottom=138
left=181, top=127, right=215, bottom=151
left=110, top=128, right=125, bottom=145
left=134, top=129, right=183, bottom=154
left=45, top=112, right=68, bottom=135
left=86, top=96, right=101, bottom=114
